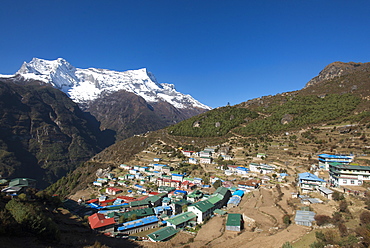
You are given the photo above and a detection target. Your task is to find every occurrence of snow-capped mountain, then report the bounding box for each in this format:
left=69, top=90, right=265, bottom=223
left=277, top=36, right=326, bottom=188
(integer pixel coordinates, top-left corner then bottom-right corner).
left=15, top=58, right=211, bottom=110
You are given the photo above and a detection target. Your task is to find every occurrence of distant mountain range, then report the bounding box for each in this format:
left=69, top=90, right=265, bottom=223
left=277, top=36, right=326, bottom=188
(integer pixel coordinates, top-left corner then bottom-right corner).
left=2, top=58, right=211, bottom=140
left=0, top=58, right=211, bottom=186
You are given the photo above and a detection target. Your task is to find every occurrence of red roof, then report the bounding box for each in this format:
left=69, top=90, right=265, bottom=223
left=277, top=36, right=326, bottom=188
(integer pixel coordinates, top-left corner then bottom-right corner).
left=88, top=213, right=116, bottom=229
left=100, top=198, right=116, bottom=205
left=87, top=198, right=99, bottom=203
left=149, top=192, right=160, bottom=195
left=117, top=196, right=136, bottom=201
left=107, top=187, right=122, bottom=192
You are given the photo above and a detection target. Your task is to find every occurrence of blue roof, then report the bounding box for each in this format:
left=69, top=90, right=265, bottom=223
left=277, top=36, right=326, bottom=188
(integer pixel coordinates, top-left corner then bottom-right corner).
left=174, top=190, right=187, bottom=195
left=232, top=190, right=244, bottom=197
left=88, top=203, right=101, bottom=209
left=172, top=173, right=184, bottom=177
left=298, top=172, right=325, bottom=182
left=227, top=195, right=241, bottom=206
left=118, top=215, right=159, bottom=231
left=100, top=203, right=128, bottom=210
left=318, top=154, right=352, bottom=159
left=153, top=206, right=172, bottom=215
left=153, top=164, right=167, bottom=167
left=236, top=167, right=249, bottom=171
left=194, top=178, right=203, bottom=181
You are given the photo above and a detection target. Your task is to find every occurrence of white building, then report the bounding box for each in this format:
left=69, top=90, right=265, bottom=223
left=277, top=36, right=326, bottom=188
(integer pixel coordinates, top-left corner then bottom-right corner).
left=329, top=162, right=370, bottom=187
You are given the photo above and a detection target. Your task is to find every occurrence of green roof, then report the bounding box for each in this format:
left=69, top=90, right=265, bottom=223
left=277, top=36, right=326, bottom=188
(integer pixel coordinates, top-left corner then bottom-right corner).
left=207, top=194, right=223, bottom=205
left=147, top=226, right=178, bottom=242
left=188, top=190, right=203, bottom=198
left=9, top=178, right=36, bottom=188
left=173, top=199, right=190, bottom=206
left=329, top=162, right=370, bottom=171
left=214, top=187, right=229, bottom=197
left=166, top=211, right=197, bottom=226
left=226, top=213, right=241, bottom=227
left=110, top=208, right=155, bottom=221
left=214, top=209, right=227, bottom=215
left=158, top=186, right=176, bottom=192
left=190, top=200, right=214, bottom=213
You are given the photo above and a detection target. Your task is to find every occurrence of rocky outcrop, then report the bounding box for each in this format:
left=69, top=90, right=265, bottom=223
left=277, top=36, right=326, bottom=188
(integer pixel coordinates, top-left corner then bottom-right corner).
left=305, top=61, right=365, bottom=88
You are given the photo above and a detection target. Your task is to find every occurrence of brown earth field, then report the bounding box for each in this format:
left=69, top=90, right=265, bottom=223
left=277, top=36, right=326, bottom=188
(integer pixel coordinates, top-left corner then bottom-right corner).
left=141, top=185, right=314, bottom=248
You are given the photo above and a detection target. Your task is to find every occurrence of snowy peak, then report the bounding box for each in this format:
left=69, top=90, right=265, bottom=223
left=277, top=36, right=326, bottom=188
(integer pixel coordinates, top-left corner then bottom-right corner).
left=15, top=58, right=211, bottom=110
left=17, top=58, right=79, bottom=89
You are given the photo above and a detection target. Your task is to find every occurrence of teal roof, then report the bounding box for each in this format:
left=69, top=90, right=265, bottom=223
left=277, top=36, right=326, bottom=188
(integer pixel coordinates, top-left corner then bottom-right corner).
left=207, top=194, right=223, bottom=205
left=329, top=162, right=370, bottom=171
left=9, top=178, right=36, bottom=187
left=167, top=211, right=197, bottom=226
left=188, top=190, right=203, bottom=198
left=214, top=187, right=229, bottom=197
left=226, top=213, right=241, bottom=227
left=214, top=209, right=227, bottom=215
left=173, top=199, right=190, bottom=206
left=147, top=226, right=178, bottom=242
left=111, top=208, right=155, bottom=221
left=190, top=200, right=213, bottom=213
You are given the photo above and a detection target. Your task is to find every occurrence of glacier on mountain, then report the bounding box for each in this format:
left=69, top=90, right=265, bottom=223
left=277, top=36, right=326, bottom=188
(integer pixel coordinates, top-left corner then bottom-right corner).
left=13, top=58, right=211, bottom=110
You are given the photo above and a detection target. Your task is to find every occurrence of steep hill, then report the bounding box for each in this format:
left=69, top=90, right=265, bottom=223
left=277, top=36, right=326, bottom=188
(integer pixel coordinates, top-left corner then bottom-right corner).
left=0, top=78, right=109, bottom=188
left=47, top=61, right=370, bottom=196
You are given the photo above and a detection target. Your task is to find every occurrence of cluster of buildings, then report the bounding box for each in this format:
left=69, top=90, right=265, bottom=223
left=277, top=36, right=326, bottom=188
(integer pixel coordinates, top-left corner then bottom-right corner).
left=181, top=146, right=233, bottom=165
left=84, top=185, right=247, bottom=242
left=317, top=153, right=370, bottom=187
left=293, top=153, right=370, bottom=227
left=93, top=163, right=208, bottom=195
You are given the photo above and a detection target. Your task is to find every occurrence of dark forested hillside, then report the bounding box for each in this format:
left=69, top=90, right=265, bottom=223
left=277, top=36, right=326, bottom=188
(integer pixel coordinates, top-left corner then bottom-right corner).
left=0, top=78, right=109, bottom=188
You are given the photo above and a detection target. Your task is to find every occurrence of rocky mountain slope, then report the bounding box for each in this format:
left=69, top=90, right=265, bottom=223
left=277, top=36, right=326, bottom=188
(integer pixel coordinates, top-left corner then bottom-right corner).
left=6, top=58, right=211, bottom=140
left=0, top=78, right=109, bottom=188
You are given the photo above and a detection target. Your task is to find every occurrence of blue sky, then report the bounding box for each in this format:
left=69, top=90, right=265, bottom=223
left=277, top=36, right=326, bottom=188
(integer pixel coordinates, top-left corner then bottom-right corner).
left=1, top=1, right=370, bottom=108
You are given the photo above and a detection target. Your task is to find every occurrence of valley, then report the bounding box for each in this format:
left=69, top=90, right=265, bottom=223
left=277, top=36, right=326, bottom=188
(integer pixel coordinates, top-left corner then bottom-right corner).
left=0, top=61, right=370, bottom=247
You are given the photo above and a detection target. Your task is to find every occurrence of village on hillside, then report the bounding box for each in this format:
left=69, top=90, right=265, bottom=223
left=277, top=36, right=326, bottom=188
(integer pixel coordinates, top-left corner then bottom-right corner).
left=2, top=139, right=369, bottom=247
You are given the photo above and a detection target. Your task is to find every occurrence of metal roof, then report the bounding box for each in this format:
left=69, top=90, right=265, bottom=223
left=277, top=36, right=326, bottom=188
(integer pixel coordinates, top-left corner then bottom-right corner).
left=294, top=210, right=315, bottom=223
left=298, top=172, right=325, bottom=182
left=166, top=211, right=196, bottom=226
left=318, top=154, right=352, bottom=159
left=227, top=196, right=241, bottom=206
left=215, top=187, right=230, bottom=196
left=329, top=163, right=370, bottom=171
left=226, top=213, right=241, bottom=227
left=118, top=215, right=158, bottom=231
left=232, top=190, right=244, bottom=197
left=147, top=226, right=178, bottom=242
left=190, top=200, right=214, bottom=213
left=318, top=187, right=334, bottom=194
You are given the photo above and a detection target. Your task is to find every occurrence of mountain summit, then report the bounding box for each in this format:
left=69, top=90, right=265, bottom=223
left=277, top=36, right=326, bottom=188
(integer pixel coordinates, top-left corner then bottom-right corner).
left=15, top=58, right=211, bottom=110
left=6, top=58, right=211, bottom=141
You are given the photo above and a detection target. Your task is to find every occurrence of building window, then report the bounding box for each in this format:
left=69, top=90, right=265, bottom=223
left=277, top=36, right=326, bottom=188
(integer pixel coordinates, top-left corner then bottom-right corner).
left=343, top=180, right=347, bottom=184
left=350, top=180, right=355, bottom=184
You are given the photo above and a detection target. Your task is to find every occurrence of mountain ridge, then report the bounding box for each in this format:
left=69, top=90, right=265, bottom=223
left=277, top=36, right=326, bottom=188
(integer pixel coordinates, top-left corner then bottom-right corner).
left=12, top=57, right=211, bottom=110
